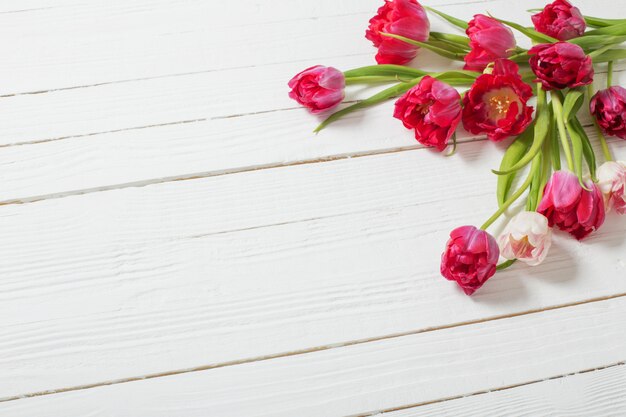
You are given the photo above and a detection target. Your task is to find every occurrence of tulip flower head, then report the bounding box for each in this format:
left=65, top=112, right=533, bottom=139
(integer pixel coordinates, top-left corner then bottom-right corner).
left=537, top=171, right=606, bottom=240
left=590, top=86, right=626, bottom=140
left=288, top=66, right=345, bottom=114
left=497, top=212, right=552, bottom=266
left=532, top=0, right=586, bottom=41
left=393, top=76, right=462, bottom=151
left=462, top=59, right=534, bottom=142
left=365, top=0, right=430, bottom=65
left=464, top=14, right=516, bottom=72
left=441, top=226, right=499, bottom=295
left=529, top=42, right=594, bottom=90
left=597, top=161, right=626, bottom=214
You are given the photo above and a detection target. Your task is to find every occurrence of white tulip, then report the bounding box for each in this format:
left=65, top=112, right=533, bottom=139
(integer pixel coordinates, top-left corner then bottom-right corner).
left=497, top=211, right=552, bottom=266
left=597, top=161, right=626, bottom=215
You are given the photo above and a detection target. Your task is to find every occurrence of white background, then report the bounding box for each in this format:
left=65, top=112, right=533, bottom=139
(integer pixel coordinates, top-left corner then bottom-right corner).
left=0, top=0, right=625, bottom=415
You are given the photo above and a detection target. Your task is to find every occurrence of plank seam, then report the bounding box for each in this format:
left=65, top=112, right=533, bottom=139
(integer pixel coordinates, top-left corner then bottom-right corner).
left=348, top=361, right=626, bottom=417
left=2, top=291, right=625, bottom=404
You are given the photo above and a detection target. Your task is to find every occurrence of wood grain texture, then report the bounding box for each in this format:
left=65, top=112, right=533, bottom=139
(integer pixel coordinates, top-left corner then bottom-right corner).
left=383, top=364, right=626, bottom=417
left=0, top=71, right=623, bottom=204
left=1, top=137, right=625, bottom=399
left=2, top=296, right=625, bottom=417
left=0, top=0, right=619, bottom=146
left=0, top=0, right=484, bottom=96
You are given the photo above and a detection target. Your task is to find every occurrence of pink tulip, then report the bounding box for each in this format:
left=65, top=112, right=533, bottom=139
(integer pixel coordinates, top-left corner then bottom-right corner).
left=597, top=161, right=626, bottom=214
left=537, top=171, right=606, bottom=240
left=393, top=76, right=462, bottom=151
left=365, top=0, right=430, bottom=65
left=497, top=212, right=552, bottom=266
left=288, top=66, right=345, bottom=114
left=529, top=42, right=593, bottom=90
left=532, top=0, right=586, bottom=41
left=464, top=14, right=516, bottom=72
left=441, top=226, right=499, bottom=295
left=590, top=86, right=626, bottom=140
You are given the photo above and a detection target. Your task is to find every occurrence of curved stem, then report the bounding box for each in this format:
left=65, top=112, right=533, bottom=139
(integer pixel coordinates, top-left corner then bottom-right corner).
left=496, top=259, right=517, bottom=271
left=480, top=159, right=536, bottom=230
left=551, top=93, right=575, bottom=171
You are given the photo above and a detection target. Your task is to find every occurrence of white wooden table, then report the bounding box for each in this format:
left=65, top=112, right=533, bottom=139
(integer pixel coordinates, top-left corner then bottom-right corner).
left=1, top=0, right=626, bottom=416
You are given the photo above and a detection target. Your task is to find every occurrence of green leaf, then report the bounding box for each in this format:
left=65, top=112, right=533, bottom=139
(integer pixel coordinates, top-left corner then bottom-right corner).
left=591, top=48, right=626, bottom=63
left=582, top=16, right=626, bottom=28
left=496, top=124, right=534, bottom=208
left=380, top=33, right=465, bottom=60
left=584, top=22, right=626, bottom=36
left=569, top=35, right=626, bottom=50
left=571, top=118, right=597, bottom=181
left=549, top=109, right=561, bottom=171
left=493, top=89, right=550, bottom=176
left=314, top=78, right=421, bottom=132
left=429, top=31, right=470, bottom=47
left=424, top=7, right=468, bottom=30
left=562, top=89, right=584, bottom=122
left=509, top=51, right=530, bottom=64
left=343, top=65, right=427, bottom=79
left=565, top=120, right=587, bottom=189
left=427, top=39, right=470, bottom=54
left=493, top=16, right=558, bottom=43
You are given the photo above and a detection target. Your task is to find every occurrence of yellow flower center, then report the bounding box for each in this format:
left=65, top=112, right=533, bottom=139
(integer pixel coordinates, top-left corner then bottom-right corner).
left=483, top=87, right=522, bottom=122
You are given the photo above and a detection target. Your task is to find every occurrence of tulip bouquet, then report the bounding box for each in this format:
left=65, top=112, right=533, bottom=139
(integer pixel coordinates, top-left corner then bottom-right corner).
left=288, top=0, right=626, bottom=295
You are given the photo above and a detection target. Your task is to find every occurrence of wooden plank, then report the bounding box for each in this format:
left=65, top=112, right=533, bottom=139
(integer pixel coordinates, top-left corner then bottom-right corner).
left=0, top=92, right=623, bottom=203
left=383, top=364, right=626, bottom=417
left=0, top=0, right=621, bottom=146
left=0, top=0, right=489, bottom=96
left=2, top=296, right=625, bottom=417
left=1, top=138, right=625, bottom=398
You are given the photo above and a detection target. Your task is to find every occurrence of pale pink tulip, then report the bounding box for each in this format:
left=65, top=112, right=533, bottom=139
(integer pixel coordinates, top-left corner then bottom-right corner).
left=497, top=212, right=552, bottom=266
left=597, top=161, right=626, bottom=214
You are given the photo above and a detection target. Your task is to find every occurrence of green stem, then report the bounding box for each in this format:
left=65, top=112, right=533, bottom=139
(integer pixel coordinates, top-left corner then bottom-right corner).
left=551, top=93, right=575, bottom=171
left=345, top=76, right=408, bottom=85
left=586, top=84, right=614, bottom=162
left=480, top=158, right=537, bottom=230
left=496, top=259, right=517, bottom=271
left=608, top=61, right=614, bottom=87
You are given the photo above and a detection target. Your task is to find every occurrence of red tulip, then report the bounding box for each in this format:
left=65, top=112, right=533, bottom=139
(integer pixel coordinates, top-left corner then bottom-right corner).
left=537, top=171, right=606, bottom=240
left=365, top=0, right=430, bottom=65
left=462, top=59, right=534, bottom=142
left=288, top=65, right=345, bottom=113
left=393, top=76, right=462, bottom=151
left=529, top=42, right=594, bottom=90
left=590, top=86, right=626, bottom=139
left=532, top=0, right=586, bottom=41
left=441, top=226, right=499, bottom=295
left=464, top=14, right=516, bottom=72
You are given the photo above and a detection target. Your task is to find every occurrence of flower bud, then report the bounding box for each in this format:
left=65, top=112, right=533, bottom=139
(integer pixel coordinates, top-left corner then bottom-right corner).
left=532, top=0, right=586, bottom=41
left=464, top=14, right=516, bottom=72
left=597, top=161, right=626, bottom=214
left=393, top=76, right=462, bottom=151
left=288, top=66, right=345, bottom=113
left=365, top=0, right=430, bottom=65
left=590, top=86, right=626, bottom=140
left=440, top=226, right=499, bottom=295
left=497, top=212, right=552, bottom=266
left=537, top=171, right=606, bottom=240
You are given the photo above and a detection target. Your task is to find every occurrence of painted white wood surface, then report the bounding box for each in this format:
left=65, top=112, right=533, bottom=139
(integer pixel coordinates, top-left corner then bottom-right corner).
left=0, top=0, right=625, bottom=415
left=385, top=364, right=626, bottom=417
left=0, top=136, right=625, bottom=400
left=2, top=297, right=625, bottom=417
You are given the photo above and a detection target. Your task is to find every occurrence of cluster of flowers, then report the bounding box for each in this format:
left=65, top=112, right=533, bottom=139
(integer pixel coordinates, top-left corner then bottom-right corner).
left=288, top=0, right=626, bottom=295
